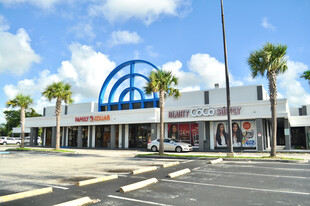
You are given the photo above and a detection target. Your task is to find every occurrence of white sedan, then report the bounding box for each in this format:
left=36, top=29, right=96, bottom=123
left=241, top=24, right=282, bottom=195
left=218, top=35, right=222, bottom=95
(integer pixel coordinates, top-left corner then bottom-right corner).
left=147, top=138, right=193, bottom=153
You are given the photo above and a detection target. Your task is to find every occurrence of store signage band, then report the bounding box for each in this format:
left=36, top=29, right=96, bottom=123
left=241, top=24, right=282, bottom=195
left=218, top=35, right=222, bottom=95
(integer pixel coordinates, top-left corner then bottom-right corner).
left=169, top=106, right=241, bottom=118
left=75, top=115, right=110, bottom=122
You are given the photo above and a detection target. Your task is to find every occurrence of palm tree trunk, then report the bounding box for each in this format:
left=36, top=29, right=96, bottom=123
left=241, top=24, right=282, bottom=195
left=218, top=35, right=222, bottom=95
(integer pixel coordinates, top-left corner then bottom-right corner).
left=20, top=106, right=25, bottom=148
left=268, top=71, right=277, bottom=157
left=55, top=98, right=62, bottom=150
left=159, top=90, right=165, bottom=155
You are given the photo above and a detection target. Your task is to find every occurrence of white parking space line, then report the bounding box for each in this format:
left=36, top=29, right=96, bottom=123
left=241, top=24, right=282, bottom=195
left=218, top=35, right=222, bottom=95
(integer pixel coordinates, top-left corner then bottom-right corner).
left=194, top=170, right=310, bottom=179
left=108, top=195, right=173, bottom=206
left=41, top=185, right=69, bottom=190
left=161, top=179, right=310, bottom=196
left=220, top=164, right=310, bottom=171
left=182, top=160, right=194, bottom=163
left=193, top=167, right=201, bottom=171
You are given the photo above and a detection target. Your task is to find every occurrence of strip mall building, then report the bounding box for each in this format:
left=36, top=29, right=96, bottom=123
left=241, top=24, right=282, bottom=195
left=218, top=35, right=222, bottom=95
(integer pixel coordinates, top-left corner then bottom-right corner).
left=25, top=60, right=310, bottom=151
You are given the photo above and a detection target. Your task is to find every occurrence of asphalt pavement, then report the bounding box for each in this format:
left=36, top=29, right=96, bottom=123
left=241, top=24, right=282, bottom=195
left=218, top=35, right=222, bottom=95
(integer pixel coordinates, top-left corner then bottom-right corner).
left=1, top=145, right=310, bottom=205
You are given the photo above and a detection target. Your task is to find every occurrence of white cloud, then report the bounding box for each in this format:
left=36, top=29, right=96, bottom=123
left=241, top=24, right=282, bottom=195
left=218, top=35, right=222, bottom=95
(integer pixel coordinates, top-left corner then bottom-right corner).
left=109, top=30, right=142, bottom=47
left=69, top=23, right=95, bottom=40
left=0, top=0, right=62, bottom=9
left=0, top=15, right=10, bottom=31
left=161, top=55, right=243, bottom=93
left=0, top=28, right=41, bottom=75
left=162, top=60, right=199, bottom=91
left=188, top=53, right=243, bottom=89
left=146, top=45, right=159, bottom=58
left=89, top=0, right=191, bottom=25
left=2, top=43, right=116, bottom=116
left=278, top=60, right=310, bottom=106
left=261, top=17, right=275, bottom=31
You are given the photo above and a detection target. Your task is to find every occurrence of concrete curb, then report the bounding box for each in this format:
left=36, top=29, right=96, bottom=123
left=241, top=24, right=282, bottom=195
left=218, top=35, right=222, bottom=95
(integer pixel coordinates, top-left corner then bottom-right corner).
left=54, top=196, right=99, bottom=206
left=76, top=175, right=118, bottom=186
left=162, top=162, right=180, bottom=168
left=168, top=168, right=191, bottom=178
left=208, top=158, right=223, bottom=164
left=119, top=178, right=158, bottom=193
left=136, top=155, right=308, bottom=163
left=0, top=187, right=53, bottom=204
left=131, top=166, right=157, bottom=175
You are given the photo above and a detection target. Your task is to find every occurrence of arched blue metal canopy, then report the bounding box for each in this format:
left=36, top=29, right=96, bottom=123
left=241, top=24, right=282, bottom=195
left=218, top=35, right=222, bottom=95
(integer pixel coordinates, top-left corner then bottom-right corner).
left=98, top=60, right=160, bottom=111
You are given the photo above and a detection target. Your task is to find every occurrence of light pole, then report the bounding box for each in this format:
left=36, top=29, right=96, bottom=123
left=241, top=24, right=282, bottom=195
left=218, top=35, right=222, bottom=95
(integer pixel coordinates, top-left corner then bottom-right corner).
left=220, top=0, right=233, bottom=155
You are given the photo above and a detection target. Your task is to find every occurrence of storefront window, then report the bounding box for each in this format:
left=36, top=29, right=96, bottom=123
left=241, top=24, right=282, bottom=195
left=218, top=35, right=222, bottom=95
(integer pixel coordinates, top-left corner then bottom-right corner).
left=129, top=124, right=151, bottom=148
left=213, top=121, right=256, bottom=149
left=168, top=123, right=199, bottom=147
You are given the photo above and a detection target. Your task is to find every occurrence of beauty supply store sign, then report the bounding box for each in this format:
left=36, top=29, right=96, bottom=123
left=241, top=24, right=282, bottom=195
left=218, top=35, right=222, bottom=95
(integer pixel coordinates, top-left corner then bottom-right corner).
left=168, top=106, right=241, bottom=118
left=75, top=115, right=110, bottom=122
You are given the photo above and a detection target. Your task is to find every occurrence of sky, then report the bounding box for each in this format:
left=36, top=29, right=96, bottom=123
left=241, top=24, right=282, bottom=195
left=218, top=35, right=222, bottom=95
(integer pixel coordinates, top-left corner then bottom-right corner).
left=0, top=0, right=310, bottom=124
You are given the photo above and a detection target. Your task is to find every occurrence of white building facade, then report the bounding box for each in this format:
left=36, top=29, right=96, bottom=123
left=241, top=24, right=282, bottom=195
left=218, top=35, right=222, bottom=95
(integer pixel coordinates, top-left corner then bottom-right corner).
left=24, top=60, right=310, bottom=151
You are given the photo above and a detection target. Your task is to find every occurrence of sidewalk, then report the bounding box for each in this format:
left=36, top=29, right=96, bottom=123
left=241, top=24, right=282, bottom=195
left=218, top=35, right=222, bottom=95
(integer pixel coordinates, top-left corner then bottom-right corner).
left=2, top=145, right=310, bottom=161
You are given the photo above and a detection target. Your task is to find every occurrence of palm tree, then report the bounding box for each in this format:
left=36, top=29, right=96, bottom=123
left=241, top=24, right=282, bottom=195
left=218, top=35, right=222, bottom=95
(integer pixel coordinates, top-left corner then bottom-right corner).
left=42, top=82, right=73, bottom=150
left=248, top=42, right=288, bottom=157
left=145, top=69, right=181, bottom=155
left=6, top=94, right=33, bottom=148
left=301, top=70, right=310, bottom=85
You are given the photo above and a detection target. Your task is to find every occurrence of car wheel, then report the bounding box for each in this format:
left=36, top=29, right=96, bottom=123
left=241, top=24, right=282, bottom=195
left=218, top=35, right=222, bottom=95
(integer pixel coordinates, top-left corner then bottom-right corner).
left=151, top=146, right=158, bottom=152
left=175, top=146, right=182, bottom=153
left=16, top=142, right=20, bottom=145
left=3, top=142, right=7, bottom=145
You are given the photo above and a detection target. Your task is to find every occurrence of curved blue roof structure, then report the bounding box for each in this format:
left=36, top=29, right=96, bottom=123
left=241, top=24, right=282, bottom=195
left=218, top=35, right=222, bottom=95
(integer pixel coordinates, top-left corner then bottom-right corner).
left=98, top=60, right=160, bottom=111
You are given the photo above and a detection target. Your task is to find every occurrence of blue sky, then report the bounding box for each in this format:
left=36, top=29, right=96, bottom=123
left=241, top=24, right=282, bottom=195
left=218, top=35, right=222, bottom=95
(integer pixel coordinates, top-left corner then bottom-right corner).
left=0, top=0, right=309, bottom=123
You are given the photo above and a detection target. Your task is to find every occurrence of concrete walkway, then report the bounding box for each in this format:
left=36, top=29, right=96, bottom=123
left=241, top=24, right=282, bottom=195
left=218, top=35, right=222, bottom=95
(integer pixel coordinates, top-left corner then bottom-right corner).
left=2, top=145, right=310, bottom=161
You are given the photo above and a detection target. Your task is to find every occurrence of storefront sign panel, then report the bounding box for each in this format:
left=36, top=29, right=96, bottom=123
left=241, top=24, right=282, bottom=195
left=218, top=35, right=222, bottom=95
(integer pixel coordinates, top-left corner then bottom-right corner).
left=168, top=106, right=241, bottom=118
left=75, top=115, right=110, bottom=122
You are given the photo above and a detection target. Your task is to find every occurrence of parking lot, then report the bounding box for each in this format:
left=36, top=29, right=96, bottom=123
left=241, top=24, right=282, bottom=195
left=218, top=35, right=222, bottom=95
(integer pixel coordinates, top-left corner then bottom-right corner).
left=1, top=146, right=309, bottom=206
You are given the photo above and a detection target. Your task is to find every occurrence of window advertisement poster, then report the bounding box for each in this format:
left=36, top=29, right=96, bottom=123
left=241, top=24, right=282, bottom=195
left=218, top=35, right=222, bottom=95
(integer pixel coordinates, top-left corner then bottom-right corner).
left=168, top=123, right=199, bottom=147
left=241, top=121, right=256, bottom=148
left=214, top=121, right=256, bottom=148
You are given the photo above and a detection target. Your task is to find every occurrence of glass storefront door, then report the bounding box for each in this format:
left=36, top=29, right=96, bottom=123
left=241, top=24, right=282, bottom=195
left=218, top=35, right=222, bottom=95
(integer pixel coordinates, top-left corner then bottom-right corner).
left=129, top=124, right=151, bottom=148
left=95, top=125, right=111, bottom=148
left=45, top=127, right=52, bottom=146
left=82, top=126, right=88, bottom=147
left=68, top=127, right=78, bottom=147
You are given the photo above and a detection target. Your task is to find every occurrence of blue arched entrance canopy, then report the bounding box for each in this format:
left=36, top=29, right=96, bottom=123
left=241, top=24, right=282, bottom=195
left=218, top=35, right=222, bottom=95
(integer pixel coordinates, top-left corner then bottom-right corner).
left=98, top=60, right=160, bottom=111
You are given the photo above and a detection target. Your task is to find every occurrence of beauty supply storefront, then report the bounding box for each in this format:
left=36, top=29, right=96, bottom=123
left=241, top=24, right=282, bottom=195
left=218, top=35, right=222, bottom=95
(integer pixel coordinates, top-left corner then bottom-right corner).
left=165, top=99, right=290, bottom=152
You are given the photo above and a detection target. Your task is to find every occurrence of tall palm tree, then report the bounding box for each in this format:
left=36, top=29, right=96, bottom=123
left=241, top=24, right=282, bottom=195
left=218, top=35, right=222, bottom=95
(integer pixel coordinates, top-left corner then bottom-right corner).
left=301, top=70, right=310, bottom=85
left=6, top=94, right=33, bottom=148
left=248, top=42, right=288, bottom=157
left=145, top=69, right=181, bottom=155
left=42, top=82, right=73, bottom=150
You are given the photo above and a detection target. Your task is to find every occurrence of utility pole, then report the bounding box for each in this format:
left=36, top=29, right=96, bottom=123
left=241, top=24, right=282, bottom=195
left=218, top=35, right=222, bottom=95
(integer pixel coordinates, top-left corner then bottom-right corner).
left=220, top=0, right=233, bottom=155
